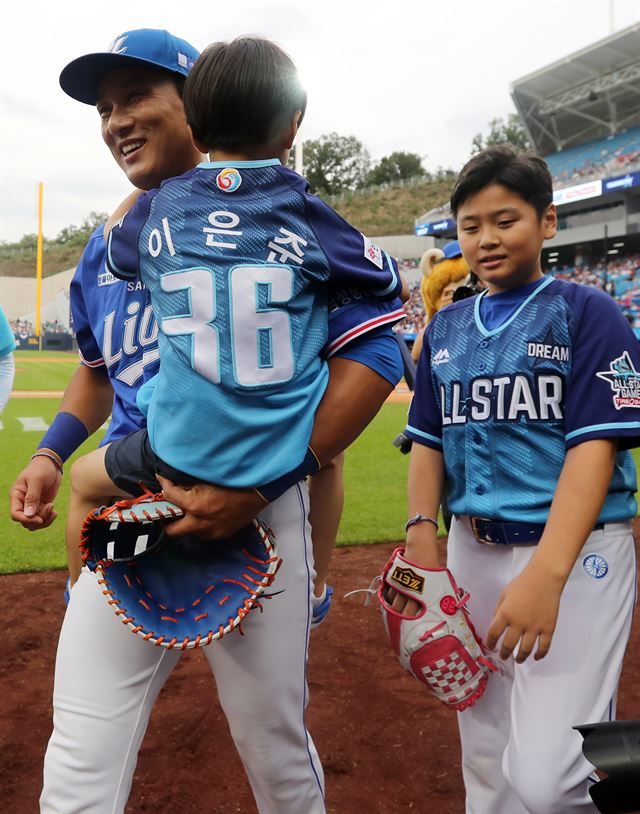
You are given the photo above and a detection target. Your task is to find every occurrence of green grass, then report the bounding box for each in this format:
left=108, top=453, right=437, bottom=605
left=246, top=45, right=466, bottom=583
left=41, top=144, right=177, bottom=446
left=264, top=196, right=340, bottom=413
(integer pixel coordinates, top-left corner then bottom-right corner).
left=332, top=178, right=454, bottom=237
left=1, top=397, right=106, bottom=573
left=5, top=352, right=412, bottom=556
left=3, top=350, right=640, bottom=574
left=1, top=382, right=409, bottom=573
left=13, top=349, right=79, bottom=391
left=339, top=403, right=409, bottom=544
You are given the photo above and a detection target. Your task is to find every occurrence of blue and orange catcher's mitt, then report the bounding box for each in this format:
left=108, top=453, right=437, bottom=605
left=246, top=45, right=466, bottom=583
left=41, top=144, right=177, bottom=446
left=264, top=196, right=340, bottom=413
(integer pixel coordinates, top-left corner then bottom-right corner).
left=80, top=490, right=281, bottom=650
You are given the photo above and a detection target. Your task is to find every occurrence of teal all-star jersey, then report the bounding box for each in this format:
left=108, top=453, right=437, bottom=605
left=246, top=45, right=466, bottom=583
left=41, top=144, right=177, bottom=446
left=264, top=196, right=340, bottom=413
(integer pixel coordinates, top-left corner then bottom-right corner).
left=406, top=275, right=640, bottom=523
left=107, top=159, right=403, bottom=486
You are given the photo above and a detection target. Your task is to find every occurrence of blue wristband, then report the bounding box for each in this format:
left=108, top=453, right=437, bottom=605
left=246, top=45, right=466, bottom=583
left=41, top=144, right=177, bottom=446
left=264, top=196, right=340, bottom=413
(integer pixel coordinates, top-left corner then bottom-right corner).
left=256, top=446, right=321, bottom=503
left=37, top=412, right=90, bottom=463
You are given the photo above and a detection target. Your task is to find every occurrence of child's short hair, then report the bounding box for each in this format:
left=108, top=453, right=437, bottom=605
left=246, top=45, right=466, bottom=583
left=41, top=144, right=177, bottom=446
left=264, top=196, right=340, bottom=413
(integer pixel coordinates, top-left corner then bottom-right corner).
left=184, top=37, right=307, bottom=152
left=451, top=146, right=553, bottom=219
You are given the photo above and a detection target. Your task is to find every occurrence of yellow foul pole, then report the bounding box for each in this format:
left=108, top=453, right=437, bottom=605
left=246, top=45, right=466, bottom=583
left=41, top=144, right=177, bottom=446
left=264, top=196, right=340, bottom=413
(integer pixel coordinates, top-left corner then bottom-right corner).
left=36, top=182, right=43, bottom=346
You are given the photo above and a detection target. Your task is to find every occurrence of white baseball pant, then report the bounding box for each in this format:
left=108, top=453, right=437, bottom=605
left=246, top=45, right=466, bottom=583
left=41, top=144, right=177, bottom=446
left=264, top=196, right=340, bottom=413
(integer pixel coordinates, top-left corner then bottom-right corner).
left=448, top=516, right=636, bottom=814
left=40, top=483, right=325, bottom=814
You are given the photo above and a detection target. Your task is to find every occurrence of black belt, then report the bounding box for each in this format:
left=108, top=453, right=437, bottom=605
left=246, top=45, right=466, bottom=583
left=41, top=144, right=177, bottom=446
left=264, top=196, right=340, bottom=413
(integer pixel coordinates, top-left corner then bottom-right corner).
left=468, top=517, right=605, bottom=546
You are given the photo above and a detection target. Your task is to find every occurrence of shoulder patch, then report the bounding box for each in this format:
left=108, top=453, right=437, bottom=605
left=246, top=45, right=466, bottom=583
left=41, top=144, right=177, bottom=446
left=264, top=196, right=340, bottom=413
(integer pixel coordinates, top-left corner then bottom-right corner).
left=596, top=351, right=640, bottom=409
left=362, top=235, right=383, bottom=269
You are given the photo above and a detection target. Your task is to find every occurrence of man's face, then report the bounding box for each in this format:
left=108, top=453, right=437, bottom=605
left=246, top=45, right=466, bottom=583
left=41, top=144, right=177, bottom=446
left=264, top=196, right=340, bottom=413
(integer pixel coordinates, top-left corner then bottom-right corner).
left=97, top=67, right=202, bottom=190
left=457, top=184, right=557, bottom=295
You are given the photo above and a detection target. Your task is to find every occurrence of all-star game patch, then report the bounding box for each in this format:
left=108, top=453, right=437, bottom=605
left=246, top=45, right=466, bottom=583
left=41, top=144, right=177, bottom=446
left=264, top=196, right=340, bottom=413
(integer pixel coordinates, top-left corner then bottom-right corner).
left=596, top=351, right=640, bottom=409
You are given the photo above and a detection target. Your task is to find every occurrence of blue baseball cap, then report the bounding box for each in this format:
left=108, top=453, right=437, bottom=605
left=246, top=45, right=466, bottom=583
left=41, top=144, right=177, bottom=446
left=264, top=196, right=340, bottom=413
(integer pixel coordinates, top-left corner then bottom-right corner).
left=60, top=28, right=200, bottom=105
left=443, top=240, right=462, bottom=259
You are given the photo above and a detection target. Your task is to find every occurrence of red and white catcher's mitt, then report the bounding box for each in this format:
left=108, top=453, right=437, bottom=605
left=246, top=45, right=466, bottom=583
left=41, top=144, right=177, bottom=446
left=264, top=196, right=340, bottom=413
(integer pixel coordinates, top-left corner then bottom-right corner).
left=79, top=490, right=281, bottom=650
left=379, top=547, right=498, bottom=711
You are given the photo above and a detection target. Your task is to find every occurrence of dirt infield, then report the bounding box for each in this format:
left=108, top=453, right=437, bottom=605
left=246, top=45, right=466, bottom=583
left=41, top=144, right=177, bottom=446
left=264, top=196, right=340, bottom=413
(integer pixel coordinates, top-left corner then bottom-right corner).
left=11, top=390, right=65, bottom=398
left=2, top=534, right=639, bottom=814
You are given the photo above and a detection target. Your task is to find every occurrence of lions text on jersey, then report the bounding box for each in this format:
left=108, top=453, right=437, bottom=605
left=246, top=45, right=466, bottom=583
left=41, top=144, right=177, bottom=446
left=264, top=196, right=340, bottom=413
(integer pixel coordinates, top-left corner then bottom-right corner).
left=71, top=227, right=160, bottom=444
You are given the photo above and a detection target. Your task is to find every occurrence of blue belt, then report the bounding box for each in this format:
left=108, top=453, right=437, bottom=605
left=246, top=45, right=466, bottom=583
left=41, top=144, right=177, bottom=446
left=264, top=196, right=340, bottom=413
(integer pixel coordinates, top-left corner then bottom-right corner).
left=468, top=517, right=605, bottom=546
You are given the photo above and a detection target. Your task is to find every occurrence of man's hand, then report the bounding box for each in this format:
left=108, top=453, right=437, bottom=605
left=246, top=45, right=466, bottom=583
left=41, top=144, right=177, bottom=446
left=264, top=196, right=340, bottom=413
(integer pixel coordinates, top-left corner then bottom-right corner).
left=9, top=456, right=62, bottom=530
left=157, top=476, right=268, bottom=540
left=486, top=559, right=564, bottom=663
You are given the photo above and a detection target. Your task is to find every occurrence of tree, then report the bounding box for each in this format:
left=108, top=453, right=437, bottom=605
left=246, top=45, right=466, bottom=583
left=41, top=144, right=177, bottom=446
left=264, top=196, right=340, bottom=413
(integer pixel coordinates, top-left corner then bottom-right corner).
left=367, top=151, right=426, bottom=186
left=302, top=133, right=370, bottom=195
left=56, top=211, right=109, bottom=246
left=471, top=114, right=531, bottom=155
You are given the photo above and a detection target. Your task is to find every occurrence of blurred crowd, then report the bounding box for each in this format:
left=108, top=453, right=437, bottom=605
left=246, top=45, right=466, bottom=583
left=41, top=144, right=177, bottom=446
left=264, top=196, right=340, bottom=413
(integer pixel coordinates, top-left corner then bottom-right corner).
left=553, top=252, right=640, bottom=333
left=11, top=319, right=33, bottom=338
left=546, top=127, right=640, bottom=190
left=394, top=250, right=640, bottom=339
left=10, top=318, right=72, bottom=338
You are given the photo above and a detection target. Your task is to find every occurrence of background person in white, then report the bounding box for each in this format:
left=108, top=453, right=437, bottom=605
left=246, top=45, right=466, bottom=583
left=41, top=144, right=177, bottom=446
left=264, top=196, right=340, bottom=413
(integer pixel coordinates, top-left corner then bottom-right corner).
left=0, top=305, right=16, bottom=414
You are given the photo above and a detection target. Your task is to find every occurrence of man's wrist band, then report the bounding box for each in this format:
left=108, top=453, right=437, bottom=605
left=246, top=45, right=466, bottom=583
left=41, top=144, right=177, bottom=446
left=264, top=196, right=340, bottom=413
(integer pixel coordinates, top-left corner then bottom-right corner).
left=31, top=449, right=64, bottom=474
left=256, top=446, right=322, bottom=504
left=405, top=514, right=438, bottom=532
left=37, top=411, right=89, bottom=463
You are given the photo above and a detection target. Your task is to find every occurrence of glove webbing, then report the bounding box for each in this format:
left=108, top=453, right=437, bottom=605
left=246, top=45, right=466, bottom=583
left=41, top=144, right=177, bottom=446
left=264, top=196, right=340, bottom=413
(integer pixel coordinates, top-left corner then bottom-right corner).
left=98, top=546, right=281, bottom=650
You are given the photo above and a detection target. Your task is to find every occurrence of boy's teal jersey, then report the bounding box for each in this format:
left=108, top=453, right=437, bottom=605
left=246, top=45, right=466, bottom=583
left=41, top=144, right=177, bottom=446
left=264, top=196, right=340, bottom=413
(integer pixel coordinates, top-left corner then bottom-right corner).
left=107, top=159, right=403, bottom=486
left=406, top=276, right=640, bottom=523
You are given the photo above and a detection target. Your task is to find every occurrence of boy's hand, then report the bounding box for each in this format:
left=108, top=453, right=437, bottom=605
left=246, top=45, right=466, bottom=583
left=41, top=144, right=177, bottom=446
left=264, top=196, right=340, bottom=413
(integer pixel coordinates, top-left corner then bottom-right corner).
left=486, top=559, right=564, bottom=663
left=384, top=531, right=439, bottom=617
left=379, top=548, right=497, bottom=711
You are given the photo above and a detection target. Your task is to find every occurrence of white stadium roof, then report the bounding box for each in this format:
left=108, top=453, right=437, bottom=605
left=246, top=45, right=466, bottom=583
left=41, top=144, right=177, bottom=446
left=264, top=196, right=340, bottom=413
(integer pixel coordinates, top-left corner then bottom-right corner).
left=511, top=22, right=640, bottom=156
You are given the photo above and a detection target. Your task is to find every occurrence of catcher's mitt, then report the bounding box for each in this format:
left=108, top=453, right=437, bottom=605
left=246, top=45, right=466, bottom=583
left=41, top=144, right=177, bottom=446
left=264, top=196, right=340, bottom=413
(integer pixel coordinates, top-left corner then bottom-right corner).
left=80, top=490, right=281, bottom=650
left=379, top=547, right=497, bottom=711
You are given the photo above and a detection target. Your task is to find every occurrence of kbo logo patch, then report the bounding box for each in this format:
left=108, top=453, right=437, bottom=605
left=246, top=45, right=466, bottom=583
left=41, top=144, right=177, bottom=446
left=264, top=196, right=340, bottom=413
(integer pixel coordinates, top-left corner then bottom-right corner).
left=216, top=167, right=242, bottom=192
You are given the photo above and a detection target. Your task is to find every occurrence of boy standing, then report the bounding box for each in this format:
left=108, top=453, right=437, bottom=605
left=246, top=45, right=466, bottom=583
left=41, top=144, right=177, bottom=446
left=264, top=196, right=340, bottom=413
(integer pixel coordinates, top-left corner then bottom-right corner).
left=399, top=146, right=640, bottom=814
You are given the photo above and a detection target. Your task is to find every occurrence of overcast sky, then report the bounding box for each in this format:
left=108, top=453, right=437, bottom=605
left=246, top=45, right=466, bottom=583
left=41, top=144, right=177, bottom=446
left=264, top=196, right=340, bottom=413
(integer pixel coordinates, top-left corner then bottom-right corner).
left=1, top=0, right=639, bottom=242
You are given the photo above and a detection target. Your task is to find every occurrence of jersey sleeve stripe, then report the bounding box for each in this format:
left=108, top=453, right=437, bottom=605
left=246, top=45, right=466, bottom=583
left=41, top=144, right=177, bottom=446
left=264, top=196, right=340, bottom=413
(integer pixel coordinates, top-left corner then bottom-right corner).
left=565, top=421, right=640, bottom=441
left=78, top=349, right=106, bottom=369
left=373, top=252, right=400, bottom=297
left=404, top=424, right=443, bottom=447
left=326, top=308, right=406, bottom=357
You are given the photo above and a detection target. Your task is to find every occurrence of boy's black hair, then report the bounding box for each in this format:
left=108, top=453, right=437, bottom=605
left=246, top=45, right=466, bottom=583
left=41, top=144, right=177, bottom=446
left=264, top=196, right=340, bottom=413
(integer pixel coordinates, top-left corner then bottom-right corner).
left=450, top=145, right=553, bottom=219
left=184, top=37, right=307, bottom=152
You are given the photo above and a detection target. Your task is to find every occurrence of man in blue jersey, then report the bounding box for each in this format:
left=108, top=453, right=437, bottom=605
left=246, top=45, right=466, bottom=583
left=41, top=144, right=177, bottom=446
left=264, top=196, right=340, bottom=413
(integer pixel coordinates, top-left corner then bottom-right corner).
left=9, top=29, right=404, bottom=814
left=390, top=146, right=640, bottom=814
